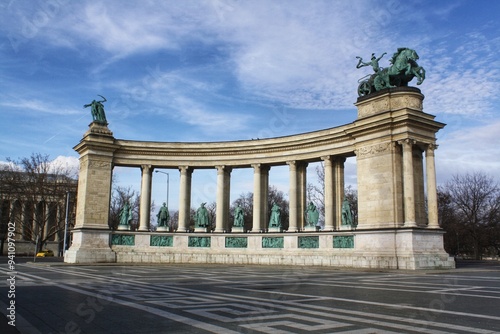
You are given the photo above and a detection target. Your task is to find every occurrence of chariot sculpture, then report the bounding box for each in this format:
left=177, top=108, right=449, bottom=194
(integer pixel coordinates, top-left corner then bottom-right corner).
left=356, top=48, right=425, bottom=97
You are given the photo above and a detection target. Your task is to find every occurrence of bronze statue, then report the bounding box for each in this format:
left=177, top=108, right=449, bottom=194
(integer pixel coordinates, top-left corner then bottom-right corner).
left=233, top=204, right=244, bottom=227
left=269, top=203, right=281, bottom=228
left=305, top=202, right=319, bottom=227
left=157, top=203, right=170, bottom=227
left=119, top=201, right=132, bottom=226
left=195, top=203, right=209, bottom=228
left=341, top=199, right=353, bottom=226
left=356, top=52, right=386, bottom=73
left=356, top=48, right=426, bottom=97
left=84, top=95, right=108, bottom=124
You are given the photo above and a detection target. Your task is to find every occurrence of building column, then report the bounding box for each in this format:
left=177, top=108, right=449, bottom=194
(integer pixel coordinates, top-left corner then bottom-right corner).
left=215, top=166, right=231, bottom=232
left=334, top=158, right=346, bottom=229
left=287, top=161, right=299, bottom=232
left=138, top=165, right=153, bottom=231
left=261, top=166, right=270, bottom=231
left=400, top=139, right=417, bottom=227
left=178, top=166, right=193, bottom=232
left=252, top=164, right=262, bottom=232
left=322, top=156, right=334, bottom=231
left=298, top=162, right=308, bottom=230
left=426, top=144, right=439, bottom=228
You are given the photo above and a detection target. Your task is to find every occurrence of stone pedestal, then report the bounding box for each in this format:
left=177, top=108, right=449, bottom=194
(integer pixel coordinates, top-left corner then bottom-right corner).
left=64, top=229, right=116, bottom=263
left=117, top=225, right=131, bottom=231
left=268, top=227, right=281, bottom=233
left=65, top=122, right=117, bottom=263
left=194, top=227, right=208, bottom=233
left=303, top=226, right=317, bottom=232
left=156, top=226, right=169, bottom=232
left=231, top=226, right=244, bottom=233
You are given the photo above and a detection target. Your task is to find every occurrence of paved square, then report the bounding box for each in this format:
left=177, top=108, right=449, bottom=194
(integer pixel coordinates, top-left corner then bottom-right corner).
left=1, top=259, right=499, bottom=333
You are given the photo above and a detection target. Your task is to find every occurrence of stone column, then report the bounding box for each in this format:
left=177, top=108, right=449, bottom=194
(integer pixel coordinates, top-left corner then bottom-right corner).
left=334, top=158, right=346, bottom=229
left=261, top=166, right=270, bottom=231
left=413, top=149, right=426, bottom=226
left=178, top=166, right=193, bottom=232
left=224, top=167, right=231, bottom=231
left=400, top=139, right=417, bottom=227
left=287, top=161, right=299, bottom=232
left=138, top=165, right=153, bottom=231
left=215, top=166, right=231, bottom=232
left=322, top=156, right=335, bottom=231
left=426, top=144, right=439, bottom=228
left=298, top=162, right=308, bottom=230
left=252, top=164, right=262, bottom=232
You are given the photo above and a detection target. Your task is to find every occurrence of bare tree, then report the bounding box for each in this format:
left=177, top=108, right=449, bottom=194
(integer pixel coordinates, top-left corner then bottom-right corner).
left=229, top=186, right=289, bottom=230
left=206, top=201, right=217, bottom=231
left=307, top=164, right=325, bottom=225
left=344, top=185, right=358, bottom=226
left=0, top=153, right=77, bottom=253
left=307, top=163, right=358, bottom=226
left=230, top=192, right=253, bottom=231
left=440, top=172, right=500, bottom=259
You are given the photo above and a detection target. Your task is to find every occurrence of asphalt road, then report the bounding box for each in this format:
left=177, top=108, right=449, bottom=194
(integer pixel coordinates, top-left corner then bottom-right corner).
left=1, top=257, right=499, bottom=334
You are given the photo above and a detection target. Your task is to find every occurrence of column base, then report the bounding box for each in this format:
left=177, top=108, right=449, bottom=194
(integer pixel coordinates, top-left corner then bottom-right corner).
left=64, top=229, right=116, bottom=264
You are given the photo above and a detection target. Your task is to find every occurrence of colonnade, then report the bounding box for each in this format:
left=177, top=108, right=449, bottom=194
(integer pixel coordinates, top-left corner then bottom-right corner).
left=131, top=138, right=440, bottom=232
left=0, top=199, right=65, bottom=241
left=134, top=158, right=348, bottom=232
left=65, top=87, right=453, bottom=268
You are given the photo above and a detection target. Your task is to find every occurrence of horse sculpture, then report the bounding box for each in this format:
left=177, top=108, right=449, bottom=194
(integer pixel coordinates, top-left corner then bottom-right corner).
left=356, top=48, right=425, bottom=97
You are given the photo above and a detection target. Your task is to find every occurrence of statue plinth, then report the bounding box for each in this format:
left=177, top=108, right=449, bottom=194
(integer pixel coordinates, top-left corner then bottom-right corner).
left=117, top=225, right=131, bottom=231
left=231, top=226, right=244, bottom=233
left=85, top=121, right=113, bottom=137
left=156, top=226, right=169, bottom=232
left=355, top=87, right=423, bottom=119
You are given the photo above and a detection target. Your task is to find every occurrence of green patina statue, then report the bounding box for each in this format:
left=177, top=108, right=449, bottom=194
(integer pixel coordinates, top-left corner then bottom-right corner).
left=356, top=48, right=426, bottom=96
left=269, top=203, right=281, bottom=228
left=119, top=201, right=132, bottom=226
left=233, top=204, right=244, bottom=227
left=157, top=203, right=170, bottom=227
left=341, top=199, right=353, bottom=226
left=305, top=202, right=319, bottom=227
left=84, top=95, right=108, bottom=124
left=195, top=202, right=209, bottom=228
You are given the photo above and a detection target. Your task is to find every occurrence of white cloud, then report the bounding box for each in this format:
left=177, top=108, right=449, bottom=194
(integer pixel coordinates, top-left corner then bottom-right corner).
left=1, top=98, right=80, bottom=115
left=50, top=155, right=79, bottom=177
left=436, top=120, right=500, bottom=184
left=423, top=30, right=500, bottom=116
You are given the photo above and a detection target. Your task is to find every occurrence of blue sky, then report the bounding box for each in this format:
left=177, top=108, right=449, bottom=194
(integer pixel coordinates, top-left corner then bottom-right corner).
left=1, top=0, right=499, bottom=211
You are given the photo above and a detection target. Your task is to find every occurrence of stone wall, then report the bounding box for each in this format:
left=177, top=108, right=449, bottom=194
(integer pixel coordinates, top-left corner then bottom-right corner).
left=110, top=231, right=454, bottom=270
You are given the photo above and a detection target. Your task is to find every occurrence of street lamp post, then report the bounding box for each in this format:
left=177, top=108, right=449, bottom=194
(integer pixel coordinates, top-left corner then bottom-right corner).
left=155, top=171, right=169, bottom=209
left=63, top=191, right=70, bottom=257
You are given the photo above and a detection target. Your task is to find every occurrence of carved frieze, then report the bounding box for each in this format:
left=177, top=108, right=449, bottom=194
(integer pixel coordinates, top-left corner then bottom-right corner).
left=88, top=160, right=112, bottom=169
left=355, top=142, right=392, bottom=158
left=391, top=95, right=423, bottom=111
